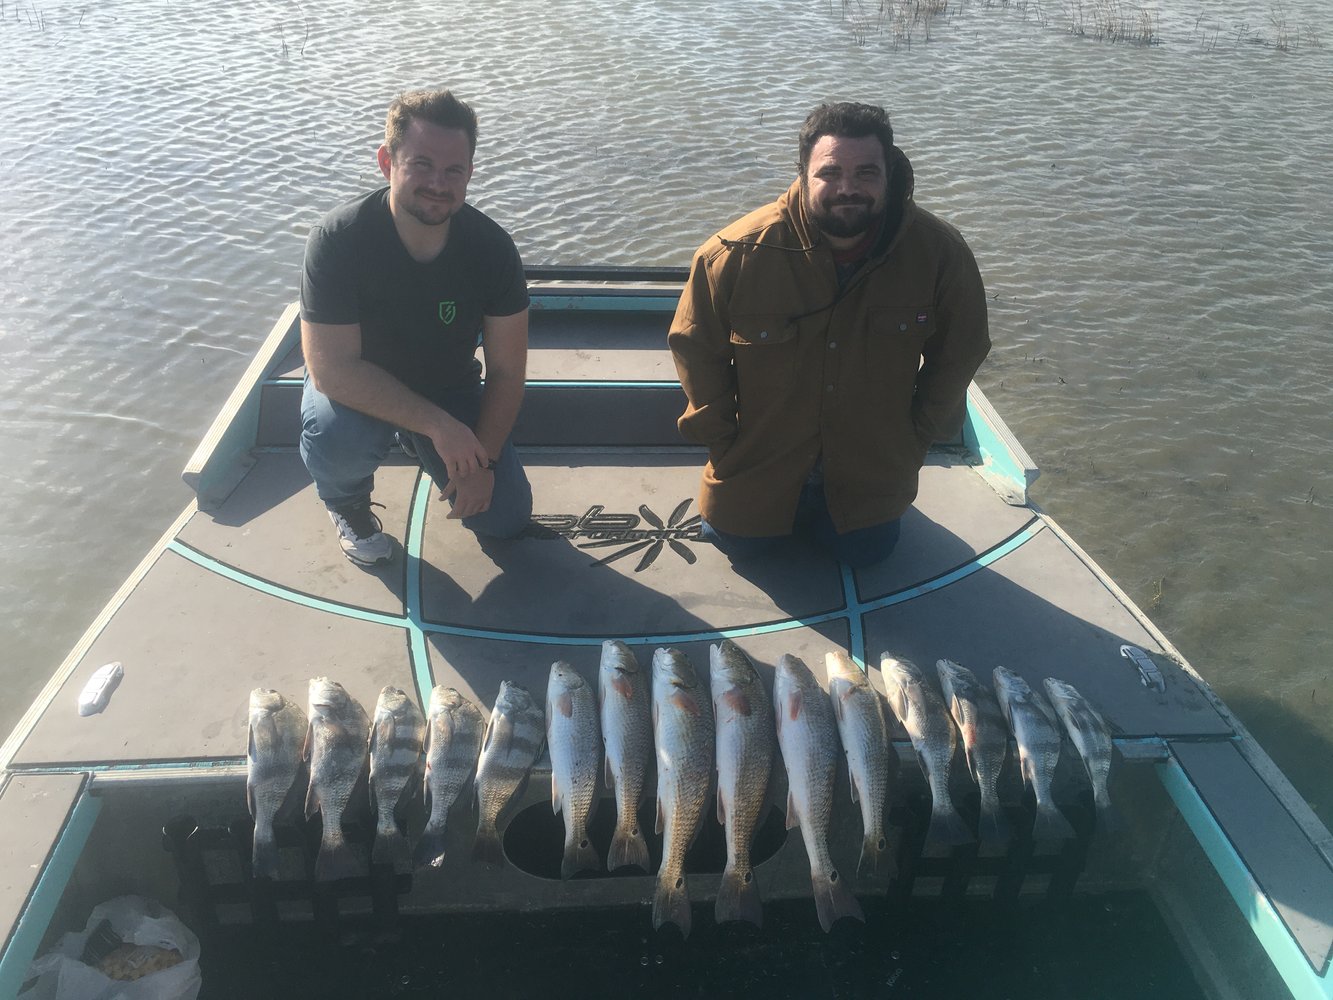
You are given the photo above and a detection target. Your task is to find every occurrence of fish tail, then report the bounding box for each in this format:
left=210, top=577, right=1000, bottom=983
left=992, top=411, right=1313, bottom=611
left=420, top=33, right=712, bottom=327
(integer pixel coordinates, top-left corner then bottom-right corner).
left=315, top=826, right=361, bottom=882
left=371, top=822, right=411, bottom=871
left=412, top=824, right=448, bottom=869
left=472, top=821, right=505, bottom=867
left=1032, top=800, right=1076, bottom=842
left=811, top=866, right=864, bottom=934
left=607, top=824, right=651, bottom=873
left=926, top=799, right=976, bottom=849
left=857, top=829, right=898, bottom=881
left=978, top=796, right=1013, bottom=848
left=714, top=862, right=763, bottom=928
left=652, top=867, right=693, bottom=938
left=561, top=829, right=602, bottom=880
left=251, top=825, right=279, bottom=880
left=1093, top=788, right=1120, bottom=835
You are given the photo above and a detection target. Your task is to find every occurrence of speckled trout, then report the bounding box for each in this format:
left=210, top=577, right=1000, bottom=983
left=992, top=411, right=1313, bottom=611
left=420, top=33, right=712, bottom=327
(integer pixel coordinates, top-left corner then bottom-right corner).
left=247, top=688, right=307, bottom=879
left=473, top=681, right=545, bottom=866
left=825, top=650, right=897, bottom=880
left=775, top=653, right=864, bottom=933
left=414, top=686, right=485, bottom=869
left=547, top=661, right=603, bottom=879
left=1044, top=676, right=1116, bottom=832
left=880, top=654, right=974, bottom=850
left=599, top=639, right=653, bottom=873
left=711, top=640, right=774, bottom=927
left=651, top=647, right=714, bottom=938
left=993, top=666, right=1074, bottom=842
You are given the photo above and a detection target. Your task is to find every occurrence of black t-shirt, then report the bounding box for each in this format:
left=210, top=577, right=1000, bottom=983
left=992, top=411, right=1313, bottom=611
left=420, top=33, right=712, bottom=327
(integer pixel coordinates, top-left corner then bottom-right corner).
left=300, top=188, right=528, bottom=397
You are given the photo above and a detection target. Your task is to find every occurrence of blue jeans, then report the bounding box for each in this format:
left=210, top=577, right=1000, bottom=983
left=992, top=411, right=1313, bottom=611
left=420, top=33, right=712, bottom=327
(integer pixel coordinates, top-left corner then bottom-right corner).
left=699, top=477, right=901, bottom=568
left=299, top=376, right=533, bottom=539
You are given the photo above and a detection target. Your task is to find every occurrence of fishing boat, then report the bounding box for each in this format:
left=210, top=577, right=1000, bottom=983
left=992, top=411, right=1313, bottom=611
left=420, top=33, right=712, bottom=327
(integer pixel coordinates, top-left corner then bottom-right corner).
left=1, top=267, right=1329, bottom=998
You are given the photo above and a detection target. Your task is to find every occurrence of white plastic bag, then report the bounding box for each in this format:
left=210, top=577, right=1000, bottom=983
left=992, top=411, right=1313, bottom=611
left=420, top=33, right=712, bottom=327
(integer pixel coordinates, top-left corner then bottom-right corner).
left=19, top=895, right=202, bottom=1000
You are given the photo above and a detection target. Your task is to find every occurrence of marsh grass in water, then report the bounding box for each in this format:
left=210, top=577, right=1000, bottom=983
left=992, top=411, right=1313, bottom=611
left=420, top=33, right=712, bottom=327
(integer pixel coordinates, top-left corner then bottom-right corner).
left=826, top=0, right=1323, bottom=50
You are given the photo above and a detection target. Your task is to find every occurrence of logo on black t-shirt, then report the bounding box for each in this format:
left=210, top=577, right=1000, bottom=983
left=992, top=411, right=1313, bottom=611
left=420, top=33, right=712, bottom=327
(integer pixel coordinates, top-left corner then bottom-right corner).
left=438, top=301, right=457, bottom=325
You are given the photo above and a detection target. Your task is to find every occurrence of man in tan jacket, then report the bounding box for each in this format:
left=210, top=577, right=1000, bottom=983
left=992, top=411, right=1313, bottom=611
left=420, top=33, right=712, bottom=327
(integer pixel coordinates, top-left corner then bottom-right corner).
left=669, top=102, right=991, bottom=567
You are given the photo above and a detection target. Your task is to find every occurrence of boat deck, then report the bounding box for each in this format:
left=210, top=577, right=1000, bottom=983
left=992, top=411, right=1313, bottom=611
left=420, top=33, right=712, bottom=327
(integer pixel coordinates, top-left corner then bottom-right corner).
left=2, top=272, right=1330, bottom=999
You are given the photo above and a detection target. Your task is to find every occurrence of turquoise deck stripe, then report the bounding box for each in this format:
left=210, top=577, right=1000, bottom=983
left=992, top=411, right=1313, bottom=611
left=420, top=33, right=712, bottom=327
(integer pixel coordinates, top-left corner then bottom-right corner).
left=167, top=541, right=408, bottom=629
left=841, top=563, right=867, bottom=670
left=1157, top=757, right=1332, bottom=999
left=0, top=789, right=101, bottom=998
left=167, top=522, right=1041, bottom=653
left=404, top=474, right=436, bottom=706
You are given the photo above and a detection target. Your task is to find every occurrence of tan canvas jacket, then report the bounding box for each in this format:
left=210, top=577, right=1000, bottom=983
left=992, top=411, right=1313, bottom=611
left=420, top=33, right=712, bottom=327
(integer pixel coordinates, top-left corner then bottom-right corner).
left=669, top=149, right=991, bottom=536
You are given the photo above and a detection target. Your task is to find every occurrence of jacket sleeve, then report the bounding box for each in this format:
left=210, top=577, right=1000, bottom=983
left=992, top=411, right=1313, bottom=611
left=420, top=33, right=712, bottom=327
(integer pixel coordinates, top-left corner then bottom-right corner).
left=668, top=248, right=739, bottom=454
left=912, top=234, right=992, bottom=448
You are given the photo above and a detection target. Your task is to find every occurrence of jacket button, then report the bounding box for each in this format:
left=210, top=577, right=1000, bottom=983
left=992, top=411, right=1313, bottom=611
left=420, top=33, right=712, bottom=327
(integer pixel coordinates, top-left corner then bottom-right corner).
left=898, top=323, right=908, bottom=331
left=828, top=341, right=837, bottom=349
left=826, top=384, right=835, bottom=392
left=759, top=331, right=769, bottom=339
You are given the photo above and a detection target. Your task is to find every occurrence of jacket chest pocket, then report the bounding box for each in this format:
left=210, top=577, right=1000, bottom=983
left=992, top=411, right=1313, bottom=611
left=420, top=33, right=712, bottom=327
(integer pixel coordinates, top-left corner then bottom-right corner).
left=867, top=306, right=935, bottom=369
left=729, top=314, right=800, bottom=389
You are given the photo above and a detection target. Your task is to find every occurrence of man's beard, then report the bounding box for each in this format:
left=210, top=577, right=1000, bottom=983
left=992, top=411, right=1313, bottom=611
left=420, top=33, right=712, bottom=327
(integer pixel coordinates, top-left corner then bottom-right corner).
left=402, top=190, right=458, bottom=227
left=802, top=181, right=885, bottom=240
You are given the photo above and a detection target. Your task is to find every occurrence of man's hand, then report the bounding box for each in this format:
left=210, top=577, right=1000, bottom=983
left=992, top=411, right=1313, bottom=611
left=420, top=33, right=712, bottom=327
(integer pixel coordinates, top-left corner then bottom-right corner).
left=427, top=415, right=491, bottom=482
left=441, top=468, right=495, bottom=519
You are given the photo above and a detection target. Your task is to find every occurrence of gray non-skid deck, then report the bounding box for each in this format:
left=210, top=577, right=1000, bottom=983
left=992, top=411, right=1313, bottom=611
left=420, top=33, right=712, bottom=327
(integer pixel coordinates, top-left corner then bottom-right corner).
left=10, top=442, right=1228, bottom=770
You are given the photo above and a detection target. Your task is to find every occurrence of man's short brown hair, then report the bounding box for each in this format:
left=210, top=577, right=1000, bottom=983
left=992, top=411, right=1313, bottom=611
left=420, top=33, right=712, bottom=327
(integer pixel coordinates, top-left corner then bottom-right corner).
left=384, top=89, right=478, bottom=159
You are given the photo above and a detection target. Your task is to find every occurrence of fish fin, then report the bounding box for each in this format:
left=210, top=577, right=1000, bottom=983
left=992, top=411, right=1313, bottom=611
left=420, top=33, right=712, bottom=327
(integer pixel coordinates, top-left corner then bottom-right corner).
left=785, top=790, right=799, bottom=830
left=561, top=830, right=602, bottom=880
left=655, top=796, right=665, bottom=836
left=978, top=799, right=1013, bottom=848
left=812, top=867, right=864, bottom=933
left=717, top=785, right=727, bottom=826
left=413, top=825, right=447, bottom=869
left=472, top=822, right=505, bottom=867
left=303, top=776, right=319, bottom=821
left=251, top=827, right=279, bottom=880
left=302, top=720, right=313, bottom=762
left=926, top=800, right=976, bottom=849
left=848, top=768, right=861, bottom=806
left=608, top=825, right=650, bottom=873
left=857, top=830, right=897, bottom=882
left=715, top=863, right=763, bottom=928
left=1032, top=801, right=1076, bottom=842
left=652, top=869, right=692, bottom=939
left=372, top=826, right=411, bottom=872
left=314, top=826, right=361, bottom=882
left=551, top=773, right=562, bottom=815
left=604, top=754, right=615, bottom=792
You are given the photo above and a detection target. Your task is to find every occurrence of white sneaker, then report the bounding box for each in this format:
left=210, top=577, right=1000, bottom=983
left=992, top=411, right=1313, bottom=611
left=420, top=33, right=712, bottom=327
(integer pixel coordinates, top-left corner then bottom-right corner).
left=327, top=500, right=393, bottom=566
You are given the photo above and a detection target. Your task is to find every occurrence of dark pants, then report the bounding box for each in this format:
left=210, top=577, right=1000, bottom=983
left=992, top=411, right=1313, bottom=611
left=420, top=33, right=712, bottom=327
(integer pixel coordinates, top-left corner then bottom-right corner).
left=699, top=477, right=902, bottom=568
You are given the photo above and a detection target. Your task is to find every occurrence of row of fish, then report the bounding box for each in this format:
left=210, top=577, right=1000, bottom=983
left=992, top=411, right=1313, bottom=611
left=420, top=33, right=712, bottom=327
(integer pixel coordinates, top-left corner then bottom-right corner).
left=246, top=678, right=542, bottom=882
left=244, top=642, right=1115, bottom=939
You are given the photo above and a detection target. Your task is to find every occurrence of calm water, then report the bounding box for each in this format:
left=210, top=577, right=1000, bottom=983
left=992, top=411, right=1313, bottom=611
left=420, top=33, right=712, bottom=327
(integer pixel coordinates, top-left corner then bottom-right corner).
left=2, top=0, right=1330, bottom=961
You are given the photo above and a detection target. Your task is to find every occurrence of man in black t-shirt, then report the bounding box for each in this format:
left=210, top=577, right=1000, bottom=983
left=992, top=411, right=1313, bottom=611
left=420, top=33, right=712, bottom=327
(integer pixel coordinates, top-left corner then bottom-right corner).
left=299, top=89, right=532, bottom=566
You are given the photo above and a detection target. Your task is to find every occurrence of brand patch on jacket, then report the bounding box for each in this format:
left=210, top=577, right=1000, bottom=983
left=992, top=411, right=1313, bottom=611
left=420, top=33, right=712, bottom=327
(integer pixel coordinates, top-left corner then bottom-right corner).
left=438, top=301, right=457, bottom=325
left=916, top=311, right=929, bottom=324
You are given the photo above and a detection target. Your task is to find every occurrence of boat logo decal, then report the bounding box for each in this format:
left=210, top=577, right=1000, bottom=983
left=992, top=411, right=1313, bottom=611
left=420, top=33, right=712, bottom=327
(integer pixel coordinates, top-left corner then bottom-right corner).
left=526, top=499, right=701, bottom=572
left=438, top=300, right=457, bottom=325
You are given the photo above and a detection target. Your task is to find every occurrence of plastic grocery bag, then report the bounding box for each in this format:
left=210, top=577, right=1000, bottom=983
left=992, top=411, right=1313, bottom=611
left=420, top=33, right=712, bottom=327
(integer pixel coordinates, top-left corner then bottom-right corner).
left=18, top=895, right=201, bottom=1000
